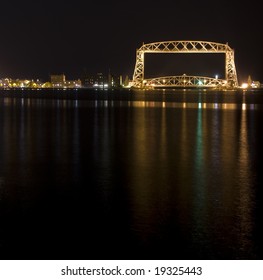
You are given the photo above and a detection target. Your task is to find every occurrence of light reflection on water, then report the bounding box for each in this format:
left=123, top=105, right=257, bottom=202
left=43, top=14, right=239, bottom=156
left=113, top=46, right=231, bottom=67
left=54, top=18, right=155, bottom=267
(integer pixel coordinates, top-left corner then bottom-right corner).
left=0, top=92, right=262, bottom=259
left=1, top=97, right=261, bottom=110
left=123, top=101, right=260, bottom=110
left=236, top=108, right=254, bottom=254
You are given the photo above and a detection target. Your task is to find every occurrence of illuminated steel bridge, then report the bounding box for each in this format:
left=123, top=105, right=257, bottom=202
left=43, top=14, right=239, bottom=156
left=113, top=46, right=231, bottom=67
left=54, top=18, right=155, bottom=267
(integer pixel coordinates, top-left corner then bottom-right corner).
left=132, top=41, right=238, bottom=88
left=143, top=75, right=227, bottom=88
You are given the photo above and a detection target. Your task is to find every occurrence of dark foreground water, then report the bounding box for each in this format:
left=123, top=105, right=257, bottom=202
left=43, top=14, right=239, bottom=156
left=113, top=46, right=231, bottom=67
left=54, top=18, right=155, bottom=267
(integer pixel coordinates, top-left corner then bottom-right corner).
left=0, top=88, right=263, bottom=260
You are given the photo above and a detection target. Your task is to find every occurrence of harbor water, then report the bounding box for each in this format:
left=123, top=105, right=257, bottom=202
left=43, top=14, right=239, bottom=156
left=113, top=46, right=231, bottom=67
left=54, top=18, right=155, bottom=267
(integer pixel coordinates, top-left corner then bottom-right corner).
left=0, top=88, right=263, bottom=260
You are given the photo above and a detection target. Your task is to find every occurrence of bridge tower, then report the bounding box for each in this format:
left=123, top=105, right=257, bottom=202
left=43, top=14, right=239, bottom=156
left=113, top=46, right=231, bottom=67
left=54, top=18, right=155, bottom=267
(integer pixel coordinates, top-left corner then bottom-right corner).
left=132, top=41, right=238, bottom=88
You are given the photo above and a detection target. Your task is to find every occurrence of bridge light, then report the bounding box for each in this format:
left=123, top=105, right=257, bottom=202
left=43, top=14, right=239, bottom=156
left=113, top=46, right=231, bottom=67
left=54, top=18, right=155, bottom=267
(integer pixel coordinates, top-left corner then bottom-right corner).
left=241, top=83, right=248, bottom=89
left=163, top=79, right=166, bottom=83
left=215, top=74, right=218, bottom=79
left=198, top=80, right=203, bottom=85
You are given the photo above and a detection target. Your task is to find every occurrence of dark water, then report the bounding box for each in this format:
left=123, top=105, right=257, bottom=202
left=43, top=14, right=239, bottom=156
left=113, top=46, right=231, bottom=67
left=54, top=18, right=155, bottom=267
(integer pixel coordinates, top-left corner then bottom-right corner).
left=0, top=89, right=263, bottom=260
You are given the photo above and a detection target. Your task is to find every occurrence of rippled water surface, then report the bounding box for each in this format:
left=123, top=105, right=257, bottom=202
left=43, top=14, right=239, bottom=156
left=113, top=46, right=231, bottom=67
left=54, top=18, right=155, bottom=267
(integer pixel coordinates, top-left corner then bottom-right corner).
left=0, top=89, right=263, bottom=259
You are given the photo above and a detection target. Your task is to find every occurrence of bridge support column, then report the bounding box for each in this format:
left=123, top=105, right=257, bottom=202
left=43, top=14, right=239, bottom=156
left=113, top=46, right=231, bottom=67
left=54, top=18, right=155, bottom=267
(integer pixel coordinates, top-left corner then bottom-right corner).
left=225, top=50, right=238, bottom=87
left=132, top=50, right=144, bottom=88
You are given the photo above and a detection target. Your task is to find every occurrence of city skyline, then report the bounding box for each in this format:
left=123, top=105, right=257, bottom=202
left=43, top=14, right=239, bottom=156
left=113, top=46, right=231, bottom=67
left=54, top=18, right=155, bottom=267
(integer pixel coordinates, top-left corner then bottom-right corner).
left=1, top=0, right=262, bottom=83
left=1, top=0, right=263, bottom=271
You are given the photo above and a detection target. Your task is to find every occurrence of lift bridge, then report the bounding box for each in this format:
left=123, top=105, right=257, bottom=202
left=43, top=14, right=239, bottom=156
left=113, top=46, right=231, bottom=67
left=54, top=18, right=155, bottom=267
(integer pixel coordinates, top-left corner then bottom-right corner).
left=131, top=41, right=238, bottom=89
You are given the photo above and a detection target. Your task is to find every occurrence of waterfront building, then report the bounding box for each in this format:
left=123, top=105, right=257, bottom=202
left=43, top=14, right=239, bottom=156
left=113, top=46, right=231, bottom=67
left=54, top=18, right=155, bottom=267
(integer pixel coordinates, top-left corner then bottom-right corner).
left=0, top=78, right=43, bottom=88
left=50, top=74, right=81, bottom=88
left=63, top=79, right=82, bottom=88
left=50, top=74, right=66, bottom=87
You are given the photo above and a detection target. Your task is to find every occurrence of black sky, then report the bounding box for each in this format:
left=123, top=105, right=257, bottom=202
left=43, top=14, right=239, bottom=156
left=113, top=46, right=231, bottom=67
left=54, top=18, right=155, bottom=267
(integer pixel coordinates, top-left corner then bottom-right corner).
left=1, top=0, right=262, bottom=83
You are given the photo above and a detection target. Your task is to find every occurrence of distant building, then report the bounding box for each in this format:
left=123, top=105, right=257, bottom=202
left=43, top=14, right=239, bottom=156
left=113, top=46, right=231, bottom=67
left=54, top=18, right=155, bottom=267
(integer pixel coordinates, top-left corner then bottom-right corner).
left=49, top=74, right=81, bottom=88
left=123, top=75, right=130, bottom=87
left=50, top=74, right=66, bottom=88
left=64, top=79, right=82, bottom=88
left=81, top=72, right=108, bottom=88
left=247, top=75, right=252, bottom=87
left=0, top=75, right=82, bottom=89
left=251, top=81, right=261, bottom=88
left=0, top=78, right=43, bottom=88
left=241, top=75, right=261, bottom=89
left=247, top=75, right=261, bottom=88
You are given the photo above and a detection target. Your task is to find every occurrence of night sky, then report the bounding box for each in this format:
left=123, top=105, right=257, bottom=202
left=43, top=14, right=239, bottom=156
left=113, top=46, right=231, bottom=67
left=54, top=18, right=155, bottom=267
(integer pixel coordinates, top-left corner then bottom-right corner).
left=1, top=0, right=262, bottom=83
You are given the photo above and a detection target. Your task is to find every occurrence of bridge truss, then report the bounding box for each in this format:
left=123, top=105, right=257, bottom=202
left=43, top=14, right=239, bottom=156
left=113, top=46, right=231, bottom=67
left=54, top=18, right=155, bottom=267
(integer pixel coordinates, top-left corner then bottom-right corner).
left=144, top=75, right=227, bottom=88
left=132, top=41, right=238, bottom=88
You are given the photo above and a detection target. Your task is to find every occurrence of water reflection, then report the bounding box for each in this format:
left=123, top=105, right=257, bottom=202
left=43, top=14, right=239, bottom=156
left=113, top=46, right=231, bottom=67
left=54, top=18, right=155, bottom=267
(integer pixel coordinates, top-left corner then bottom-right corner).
left=235, top=108, right=255, bottom=257
left=0, top=97, right=261, bottom=111
left=192, top=106, right=208, bottom=250
left=128, top=101, right=260, bottom=110
left=0, top=94, right=262, bottom=259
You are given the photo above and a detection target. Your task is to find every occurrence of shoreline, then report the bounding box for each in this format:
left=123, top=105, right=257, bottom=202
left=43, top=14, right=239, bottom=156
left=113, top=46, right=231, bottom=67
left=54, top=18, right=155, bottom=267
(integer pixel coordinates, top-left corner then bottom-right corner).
left=0, top=88, right=262, bottom=104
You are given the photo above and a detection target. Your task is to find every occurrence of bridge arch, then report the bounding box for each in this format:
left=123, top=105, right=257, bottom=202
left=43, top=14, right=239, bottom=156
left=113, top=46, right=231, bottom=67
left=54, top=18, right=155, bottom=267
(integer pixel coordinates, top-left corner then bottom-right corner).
left=132, top=41, right=238, bottom=88
left=144, top=75, right=227, bottom=88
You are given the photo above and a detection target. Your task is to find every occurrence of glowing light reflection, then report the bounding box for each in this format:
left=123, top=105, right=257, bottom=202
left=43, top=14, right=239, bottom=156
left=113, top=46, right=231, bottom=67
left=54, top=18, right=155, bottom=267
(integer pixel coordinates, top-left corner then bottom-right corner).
left=242, top=103, right=246, bottom=110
